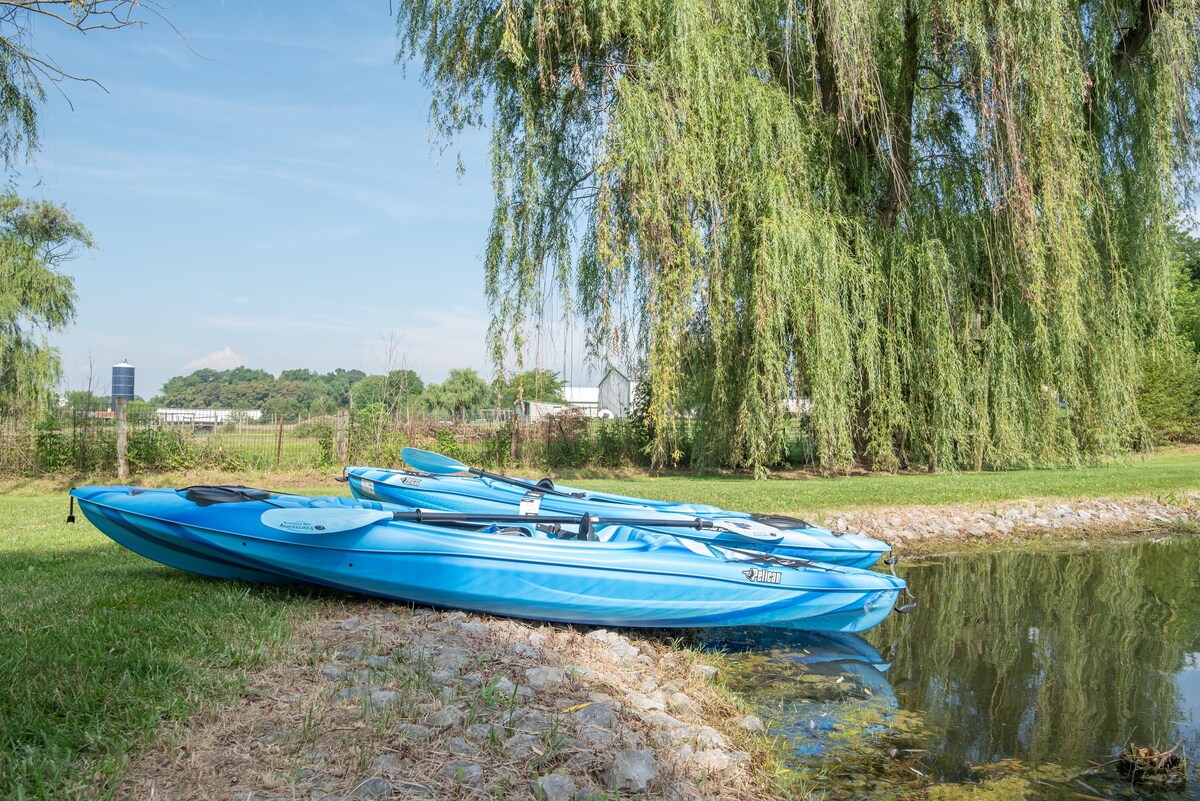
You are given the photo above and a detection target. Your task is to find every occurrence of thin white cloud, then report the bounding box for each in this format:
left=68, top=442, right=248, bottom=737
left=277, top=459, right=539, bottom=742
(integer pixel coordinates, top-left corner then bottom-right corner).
left=183, top=347, right=245, bottom=371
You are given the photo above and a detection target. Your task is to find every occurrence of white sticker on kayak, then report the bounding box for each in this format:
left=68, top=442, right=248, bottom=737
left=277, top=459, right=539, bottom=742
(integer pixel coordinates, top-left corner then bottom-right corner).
left=742, top=567, right=783, bottom=584
left=712, top=519, right=784, bottom=542
left=519, top=496, right=542, bottom=516
left=360, top=478, right=375, bottom=496
left=260, top=508, right=391, bottom=534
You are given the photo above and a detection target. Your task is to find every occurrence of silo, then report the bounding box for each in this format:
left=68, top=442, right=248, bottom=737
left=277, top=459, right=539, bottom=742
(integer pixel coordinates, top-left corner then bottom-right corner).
left=111, top=360, right=135, bottom=410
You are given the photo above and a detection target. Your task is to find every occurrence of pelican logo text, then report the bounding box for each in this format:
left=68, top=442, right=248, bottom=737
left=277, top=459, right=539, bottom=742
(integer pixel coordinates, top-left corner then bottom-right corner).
left=277, top=520, right=321, bottom=532
left=401, top=477, right=422, bottom=486
left=742, top=567, right=782, bottom=584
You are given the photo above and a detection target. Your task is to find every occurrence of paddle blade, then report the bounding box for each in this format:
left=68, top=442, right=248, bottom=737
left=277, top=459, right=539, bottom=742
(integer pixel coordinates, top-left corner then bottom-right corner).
left=709, top=518, right=785, bottom=543
left=260, top=508, right=394, bottom=534
left=401, top=447, right=470, bottom=475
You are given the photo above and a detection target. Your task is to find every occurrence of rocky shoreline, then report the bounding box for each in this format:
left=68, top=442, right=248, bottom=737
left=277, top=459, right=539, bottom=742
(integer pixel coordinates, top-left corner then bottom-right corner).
left=827, top=492, right=1200, bottom=555
left=114, top=493, right=1200, bottom=801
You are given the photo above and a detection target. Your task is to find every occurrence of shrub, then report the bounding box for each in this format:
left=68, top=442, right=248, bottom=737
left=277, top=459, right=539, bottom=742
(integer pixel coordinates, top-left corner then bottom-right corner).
left=1137, top=349, right=1200, bottom=444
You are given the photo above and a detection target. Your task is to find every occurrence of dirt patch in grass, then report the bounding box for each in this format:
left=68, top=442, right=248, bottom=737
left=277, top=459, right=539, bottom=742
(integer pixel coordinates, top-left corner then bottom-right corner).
left=116, top=604, right=781, bottom=801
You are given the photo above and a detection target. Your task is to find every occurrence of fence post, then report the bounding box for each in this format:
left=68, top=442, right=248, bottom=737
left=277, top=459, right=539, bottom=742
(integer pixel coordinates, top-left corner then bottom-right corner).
left=335, top=410, right=348, bottom=464
left=115, top=398, right=128, bottom=479
left=275, top=416, right=284, bottom=466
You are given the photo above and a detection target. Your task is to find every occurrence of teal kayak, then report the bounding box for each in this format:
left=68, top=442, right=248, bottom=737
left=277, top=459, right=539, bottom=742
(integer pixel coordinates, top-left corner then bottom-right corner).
left=342, top=449, right=891, bottom=569
left=69, top=485, right=907, bottom=632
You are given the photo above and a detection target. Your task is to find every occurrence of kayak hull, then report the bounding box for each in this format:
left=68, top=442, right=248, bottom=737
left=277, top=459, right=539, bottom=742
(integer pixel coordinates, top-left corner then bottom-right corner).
left=70, top=486, right=905, bottom=632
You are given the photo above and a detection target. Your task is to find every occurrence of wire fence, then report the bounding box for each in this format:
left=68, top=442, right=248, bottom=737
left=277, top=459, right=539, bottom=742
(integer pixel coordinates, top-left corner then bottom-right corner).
left=0, top=404, right=663, bottom=477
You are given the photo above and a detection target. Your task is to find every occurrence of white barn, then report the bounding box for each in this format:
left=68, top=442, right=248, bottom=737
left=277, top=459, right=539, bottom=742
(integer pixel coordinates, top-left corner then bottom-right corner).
left=597, top=365, right=639, bottom=418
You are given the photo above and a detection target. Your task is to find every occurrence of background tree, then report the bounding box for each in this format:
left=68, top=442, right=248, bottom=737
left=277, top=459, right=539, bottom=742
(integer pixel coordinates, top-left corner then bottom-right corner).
left=422, top=368, right=490, bottom=421
left=351, top=369, right=424, bottom=415
left=493, top=368, right=565, bottom=410
left=0, top=2, right=168, bottom=419
left=398, top=0, right=1200, bottom=473
left=0, top=195, right=92, bottom=416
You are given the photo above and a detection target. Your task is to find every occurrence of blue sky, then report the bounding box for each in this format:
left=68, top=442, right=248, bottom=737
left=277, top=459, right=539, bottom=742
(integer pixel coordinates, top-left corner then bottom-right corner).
left=17, top=0, right=548, bottom=399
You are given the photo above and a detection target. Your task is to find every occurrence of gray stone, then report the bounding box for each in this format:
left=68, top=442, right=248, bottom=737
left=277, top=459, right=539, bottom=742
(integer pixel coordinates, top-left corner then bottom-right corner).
left=694, top=748, right=731, bottom=771
left=367, top=690, right=398, bottom=708
left=459, top=672, right=484, bottom=690
left=573, top=701, right=619, bottom=730
left=449, top=736, right=481, bottom=757
left=394, top=723, right=433, bottom=742
left=321, top=664, right=348, bottom=681
left=531, top=773, right=577, bottom=801
left=525, top=667, right=565, bottom=691
left=490, top=675, right=518, bottom=697
left=433, top=649, right=471, bottom=673
left=437, top=760, right=483, bottom=787
left=364, top=655, right=394, bottom=669
left=395, top=781, right=435, bottom=799
left=509, top=642, right=540, bottom=658
left=337, top=686, right=373, bottom=702
left=696, top=725, right=728, bottom=751
left=733, top=714, right=767, bottom=734
left=627, top=691, right=665, bottom=711
left=350, top=778, right=392, bottom=800
left=465, top=722, right=506, bottom=743
left=605, top=748, right=657, bottom=793
left=333, top=637, right=360, bottom=657
left=339, top=617, right=361, bottom=631
left=667, top=692, right=702, bottom=717
left=509, top=707, right=552, bottom=734
left=458, top=622, right=491, bottom=636
left=368, top=754, right=405, bottom=775
left=431, top=669, right=458, bottom=688
left=579, top=724, right=616, bottom=744
left=565, top=665, right=594, bottom=679
left=427, top=706, right=464, bottom=729
left=691, top=664, right=719, bottom=680
left=503, top=733, right=542, bottom=760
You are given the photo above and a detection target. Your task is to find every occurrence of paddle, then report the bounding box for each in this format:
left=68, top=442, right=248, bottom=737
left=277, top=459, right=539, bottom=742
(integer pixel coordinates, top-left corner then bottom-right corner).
left=401, top=447, right=584, bottom=499
left=261, top=506, right=783, bottom=545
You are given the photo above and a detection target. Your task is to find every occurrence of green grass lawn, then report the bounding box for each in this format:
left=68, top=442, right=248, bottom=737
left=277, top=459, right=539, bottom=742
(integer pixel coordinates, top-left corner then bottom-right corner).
left=2, top=450, right=1197, bottom=797
left=0, top=492, right=334, bottom=800
left=566, top=449, right=1200, bottom=516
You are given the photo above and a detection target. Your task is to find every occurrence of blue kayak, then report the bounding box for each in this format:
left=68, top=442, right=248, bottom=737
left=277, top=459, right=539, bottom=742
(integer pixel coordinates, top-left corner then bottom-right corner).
left=70, top=485, right=906, bottom=632
left=343, top=452, right=890, bottom=569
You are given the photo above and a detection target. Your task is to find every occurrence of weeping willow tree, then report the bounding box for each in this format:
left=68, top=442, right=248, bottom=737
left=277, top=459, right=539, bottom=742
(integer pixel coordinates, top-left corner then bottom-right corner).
left=0, top=195, right=92, bottom=417
left=398, top=0, right=1200, bottom=473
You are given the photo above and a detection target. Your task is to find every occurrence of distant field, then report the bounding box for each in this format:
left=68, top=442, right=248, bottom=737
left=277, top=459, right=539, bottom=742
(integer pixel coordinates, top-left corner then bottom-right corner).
left=566, top=449, right=1200, bottom=516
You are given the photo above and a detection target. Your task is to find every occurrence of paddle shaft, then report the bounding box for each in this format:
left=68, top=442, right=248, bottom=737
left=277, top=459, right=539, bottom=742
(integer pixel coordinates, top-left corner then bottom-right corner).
left=389, top=509, right=711, bottom=530
left=469, top=467, right=582, bottom=499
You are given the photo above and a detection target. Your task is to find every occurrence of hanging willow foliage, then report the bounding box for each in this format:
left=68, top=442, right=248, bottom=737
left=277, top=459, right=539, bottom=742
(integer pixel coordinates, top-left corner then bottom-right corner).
left=398, top=0, right=1200, bottom=473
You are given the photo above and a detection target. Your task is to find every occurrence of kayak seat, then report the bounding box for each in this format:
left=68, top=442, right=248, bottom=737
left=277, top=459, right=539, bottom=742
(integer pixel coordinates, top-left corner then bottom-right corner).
left=596, top=526, right=678, bottom=549
left=536, top=477, right=555, bottom=490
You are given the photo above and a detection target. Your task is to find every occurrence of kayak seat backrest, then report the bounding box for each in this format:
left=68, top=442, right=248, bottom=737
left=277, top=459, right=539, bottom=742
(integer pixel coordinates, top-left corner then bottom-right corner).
left=184, top=486, right=271, bottom=506
left=596, top=525, right=678, bottom=549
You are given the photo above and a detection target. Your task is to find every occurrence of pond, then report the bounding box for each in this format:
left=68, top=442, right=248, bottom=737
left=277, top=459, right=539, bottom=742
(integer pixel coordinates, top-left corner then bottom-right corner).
left=696, top=535, right=1200, bottom=800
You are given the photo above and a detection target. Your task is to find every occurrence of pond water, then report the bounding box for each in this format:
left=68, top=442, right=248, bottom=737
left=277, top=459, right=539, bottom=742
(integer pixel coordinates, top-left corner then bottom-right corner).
left=695, top=535, right=1200, bottom=800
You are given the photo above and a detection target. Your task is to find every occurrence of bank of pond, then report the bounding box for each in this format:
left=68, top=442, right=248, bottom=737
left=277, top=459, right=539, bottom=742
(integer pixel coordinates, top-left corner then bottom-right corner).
left=700, top=533, right=1200, bottom=800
